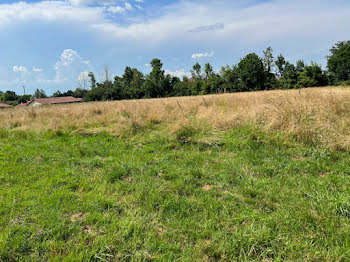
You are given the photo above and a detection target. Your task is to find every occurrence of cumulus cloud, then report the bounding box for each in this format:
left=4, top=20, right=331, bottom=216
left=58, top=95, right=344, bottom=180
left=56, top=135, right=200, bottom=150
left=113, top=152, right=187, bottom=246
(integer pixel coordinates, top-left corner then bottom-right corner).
left=13, top=66, right=27, bottom=72
left=191, top=51, right=214, bottom=59
left=165, top=69, right=190, bottom=79
left=77, top=71, right=89, bottom=81
left=40, top=49, right=91, bottom=84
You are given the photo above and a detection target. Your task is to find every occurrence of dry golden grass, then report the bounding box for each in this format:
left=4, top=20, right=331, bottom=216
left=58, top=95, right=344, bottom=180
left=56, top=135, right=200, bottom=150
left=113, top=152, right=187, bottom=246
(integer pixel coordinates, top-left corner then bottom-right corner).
left=1, top=86, right=350, bottom=150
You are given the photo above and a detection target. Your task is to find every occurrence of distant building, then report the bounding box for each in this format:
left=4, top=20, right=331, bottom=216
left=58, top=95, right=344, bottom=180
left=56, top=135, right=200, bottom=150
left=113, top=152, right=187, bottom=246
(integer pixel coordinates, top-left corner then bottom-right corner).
left=16, top=103, right=27, bottom=108
left=0, top=102, right=12, bottom=108
left=26, top=97, right=83, bottom=107
left=188, top=78, right=196, bottom=83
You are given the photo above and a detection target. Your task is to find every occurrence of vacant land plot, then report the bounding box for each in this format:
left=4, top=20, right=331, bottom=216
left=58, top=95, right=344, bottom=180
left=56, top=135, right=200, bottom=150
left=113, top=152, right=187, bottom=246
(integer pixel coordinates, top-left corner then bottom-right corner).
left=1, top=87, right=350, bottom=261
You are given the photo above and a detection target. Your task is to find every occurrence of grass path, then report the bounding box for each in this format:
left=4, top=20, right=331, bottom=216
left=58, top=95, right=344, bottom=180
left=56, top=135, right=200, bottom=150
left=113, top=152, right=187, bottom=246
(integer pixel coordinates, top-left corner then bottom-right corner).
left=1, top=127, right=350, bottom=261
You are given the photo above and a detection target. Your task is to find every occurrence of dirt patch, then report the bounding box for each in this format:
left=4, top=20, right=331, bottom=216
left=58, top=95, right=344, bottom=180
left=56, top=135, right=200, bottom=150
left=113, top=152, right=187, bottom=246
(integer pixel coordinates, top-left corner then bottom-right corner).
left=70, top=212, right=86, bottom=222
left=84, top=225, right=95, bottom=235
left=124, top=176, right=133, bottom=182
left=317, top=173, right=328, bottom=178
left=291, top=155, right=307, bottom=161
left=201, top=185, right=214, bottom=191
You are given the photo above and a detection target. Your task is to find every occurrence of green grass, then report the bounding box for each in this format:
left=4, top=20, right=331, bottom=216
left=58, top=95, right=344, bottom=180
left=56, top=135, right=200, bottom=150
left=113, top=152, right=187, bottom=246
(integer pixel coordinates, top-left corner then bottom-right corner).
left=1, top=126, right=350, bottom=261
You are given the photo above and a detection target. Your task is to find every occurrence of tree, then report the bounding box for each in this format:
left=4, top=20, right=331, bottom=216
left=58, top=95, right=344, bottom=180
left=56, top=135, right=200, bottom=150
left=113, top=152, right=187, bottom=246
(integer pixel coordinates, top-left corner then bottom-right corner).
left=303, top=62, right=327, bottom=87
left=204, top=63, right=214, bottom=80
left=17, top=95, right=31, bottom=104
left=263, top=47, right=274, bottom=73
left=142, top=58, right=168, bottom=98
left=327, top=40, right=350, bottom=83
left=33, top=89, right=47, bottom=99
left=1, top=91, right=17, bottom=101
left=275, top=54, right=286, bottom=77
left=280, top=62, right=298, bottom=89
left=53, top=90, right=74, bottom=97
left=88, top=72, right=96, bottom=89
left=53, top=91, right=63, bottom=97
left=191, top=63, right=202, bottom=80
left=296, top=60, right=305, bottom=73
left=74, top=88, right=88, bottom=98
left=121, top=67, right=144, bottom=99
left=220, top=65, right=241, bottom=93
left=237, top=53, right=266, bottom=91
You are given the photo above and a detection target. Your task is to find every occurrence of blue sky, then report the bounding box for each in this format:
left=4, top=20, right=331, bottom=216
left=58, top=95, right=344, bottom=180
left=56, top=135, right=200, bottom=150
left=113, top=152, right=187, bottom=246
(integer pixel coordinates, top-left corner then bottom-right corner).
left=1, top=0, right=350, bottom=95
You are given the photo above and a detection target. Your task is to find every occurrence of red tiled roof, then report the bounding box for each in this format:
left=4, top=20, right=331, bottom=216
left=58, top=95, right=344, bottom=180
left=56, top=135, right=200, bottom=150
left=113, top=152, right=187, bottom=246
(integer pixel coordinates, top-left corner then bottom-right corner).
left=16, top=103, right=27, bottom=107
left=27, top=96, right=82, bottom=105
left=188, top=78, right=195, bottom=83
left=0, top=102, right=12, bottom=108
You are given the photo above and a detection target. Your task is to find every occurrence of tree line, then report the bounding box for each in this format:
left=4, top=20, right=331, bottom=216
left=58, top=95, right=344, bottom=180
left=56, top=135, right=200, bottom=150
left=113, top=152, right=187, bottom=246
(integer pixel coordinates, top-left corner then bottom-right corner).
left=1, top=40, right=350, bottom=105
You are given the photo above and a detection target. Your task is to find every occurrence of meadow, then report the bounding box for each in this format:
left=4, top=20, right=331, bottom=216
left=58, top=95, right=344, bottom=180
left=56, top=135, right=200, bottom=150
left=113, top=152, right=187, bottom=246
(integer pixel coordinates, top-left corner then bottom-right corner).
left=1, top=86, right=350, bottom=261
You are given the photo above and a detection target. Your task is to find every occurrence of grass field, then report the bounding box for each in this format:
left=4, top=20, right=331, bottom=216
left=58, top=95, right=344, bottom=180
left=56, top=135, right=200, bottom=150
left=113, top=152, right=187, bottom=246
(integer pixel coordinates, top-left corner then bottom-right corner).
left=1, top=87, right=350, bottom=261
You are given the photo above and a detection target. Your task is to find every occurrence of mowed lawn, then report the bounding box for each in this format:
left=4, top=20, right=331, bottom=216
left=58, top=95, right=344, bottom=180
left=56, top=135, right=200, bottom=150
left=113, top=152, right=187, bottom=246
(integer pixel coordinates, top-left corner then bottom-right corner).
left=1, top=126, right=350, bottom=261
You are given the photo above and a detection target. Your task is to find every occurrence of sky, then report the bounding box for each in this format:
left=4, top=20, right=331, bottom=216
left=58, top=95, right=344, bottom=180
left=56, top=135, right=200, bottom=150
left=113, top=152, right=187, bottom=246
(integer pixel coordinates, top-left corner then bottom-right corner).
left=1, top=0, right=350, bottom=95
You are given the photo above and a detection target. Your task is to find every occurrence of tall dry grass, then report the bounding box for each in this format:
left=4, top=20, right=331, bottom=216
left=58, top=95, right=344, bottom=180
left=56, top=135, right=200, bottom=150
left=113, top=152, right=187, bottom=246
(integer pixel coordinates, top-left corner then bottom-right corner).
left=1, top=86, right=350, bottom=150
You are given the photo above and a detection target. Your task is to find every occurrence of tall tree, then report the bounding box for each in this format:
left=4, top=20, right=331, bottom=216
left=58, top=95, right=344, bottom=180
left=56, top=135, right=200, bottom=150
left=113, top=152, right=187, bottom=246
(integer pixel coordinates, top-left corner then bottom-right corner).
left=327, top=40, right=350, bottom=83
left=191, top=63, right=202, bottom=80
left=220, top=65, right=240, bottom=93
left=296, top=60, right=305, bottom=73
left=204, top=63, right=214, bottom=80
left=33, top=89, right=47, bottom=99
left=142, top=58, right=167, bottom=98
left=88, top=72, right=96, bottom=89
left=237, top=53, right=266, bottom=91
left=263, top=47, right=274, bottom=73
left=275, top=54, right=286, bottom=77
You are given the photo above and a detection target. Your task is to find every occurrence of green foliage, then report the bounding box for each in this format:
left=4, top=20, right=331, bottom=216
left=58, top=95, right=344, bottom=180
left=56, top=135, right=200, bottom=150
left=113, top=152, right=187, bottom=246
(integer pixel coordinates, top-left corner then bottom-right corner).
left=191, top=62, right=202, bottom=80
left=275, top=54, right=286, bottom=77
left=327, top=40, right=350, bottom=83
left=141, top=58, right=175, bottom=98
left=237, top=53, right=266, bottom=91
left=263, top=47, right=274, bottom=73
left=1, top=90, right=17, bottom=101
left=32, top=88, right=47, bottom=99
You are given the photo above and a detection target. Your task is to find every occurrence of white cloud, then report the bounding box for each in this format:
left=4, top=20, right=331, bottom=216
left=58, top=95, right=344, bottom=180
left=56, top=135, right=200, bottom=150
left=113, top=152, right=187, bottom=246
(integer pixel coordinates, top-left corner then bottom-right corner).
left=189, top=23, right=224, bottom=33
left=13, top=66, right=27, bottom=72
left=32, top=67, right=43, bottom=72
left=40, top=49, right=91, bottom=84
left=77, top=71, right=89, bottom=81
left=107, top=5, right=125, bottom=14
left=0, top=0, right=349, bottom=49
left=69, top=0, right=116, bottom=6
left=191, top=51, right=214, bottom=59
left=165, top=69, right=190, bottom=78
left=135, top=0, right=144, bottom=2
left=125, top=2, right=133, bottom=11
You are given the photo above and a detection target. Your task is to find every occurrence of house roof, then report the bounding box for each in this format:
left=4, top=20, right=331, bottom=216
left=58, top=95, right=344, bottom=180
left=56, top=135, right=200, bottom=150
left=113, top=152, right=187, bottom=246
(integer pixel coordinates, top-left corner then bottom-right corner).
left=27, top=96, right=82, bottom=105
left=0, top=102, right=12, bottom=108
left=16, top=103, right=27, bottom=107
